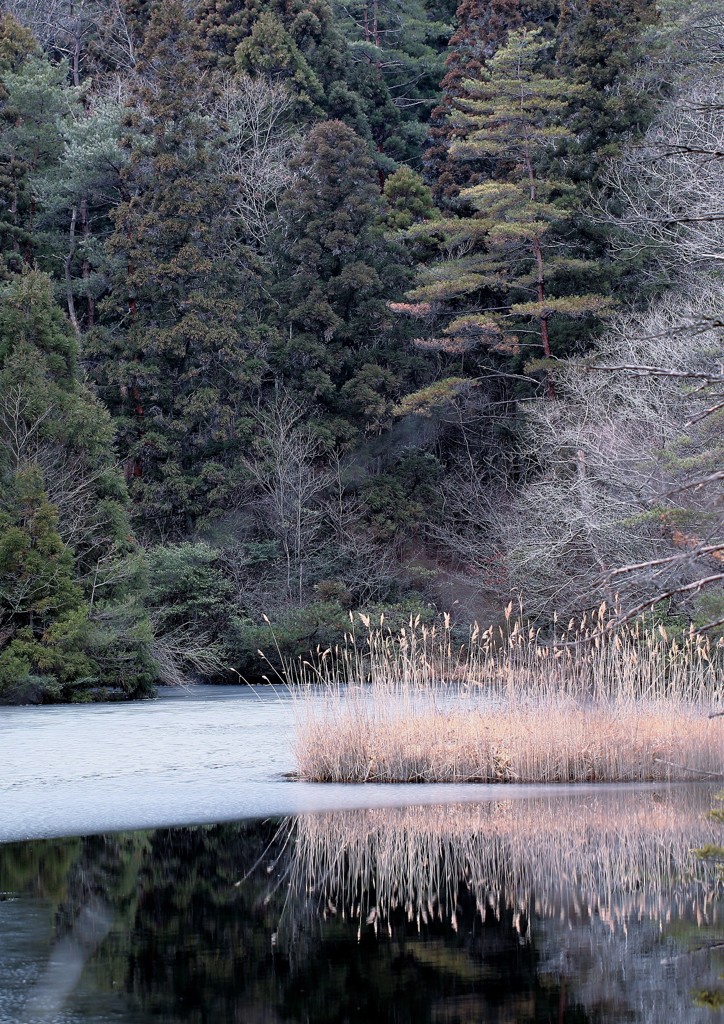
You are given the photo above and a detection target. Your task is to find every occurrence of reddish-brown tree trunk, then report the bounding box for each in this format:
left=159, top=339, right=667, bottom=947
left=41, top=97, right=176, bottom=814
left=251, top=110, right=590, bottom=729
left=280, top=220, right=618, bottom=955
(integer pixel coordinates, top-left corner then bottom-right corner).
left=526, top=148, right=555, bottom=400
left=532, top=236, right=551, bottom=357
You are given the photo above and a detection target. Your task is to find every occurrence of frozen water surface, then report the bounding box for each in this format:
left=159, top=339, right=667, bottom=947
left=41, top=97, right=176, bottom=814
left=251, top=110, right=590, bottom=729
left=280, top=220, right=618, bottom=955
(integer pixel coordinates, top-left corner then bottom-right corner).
left=0, top=685, right=690, bottom=842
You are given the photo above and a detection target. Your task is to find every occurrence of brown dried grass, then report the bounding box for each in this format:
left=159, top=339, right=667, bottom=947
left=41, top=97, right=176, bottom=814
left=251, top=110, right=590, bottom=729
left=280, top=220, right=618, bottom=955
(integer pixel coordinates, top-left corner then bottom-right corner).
left=296, top=698, right=722, bottom=783
left=287, top=606, right=723, bottom=784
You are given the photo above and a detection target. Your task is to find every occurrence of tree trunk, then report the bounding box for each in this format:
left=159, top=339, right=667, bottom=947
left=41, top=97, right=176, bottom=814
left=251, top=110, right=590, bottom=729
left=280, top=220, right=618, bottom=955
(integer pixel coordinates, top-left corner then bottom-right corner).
left=80, top=197, right=94, bottom=327
left=525, top=142, right=555, bottom=400
left=65, top=206, right=81, bottom=337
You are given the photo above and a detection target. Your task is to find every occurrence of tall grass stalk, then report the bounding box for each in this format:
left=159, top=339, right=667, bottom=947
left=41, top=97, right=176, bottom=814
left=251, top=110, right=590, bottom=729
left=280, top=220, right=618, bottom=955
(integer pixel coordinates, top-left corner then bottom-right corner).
left=288, top=605, right=723, bottom=783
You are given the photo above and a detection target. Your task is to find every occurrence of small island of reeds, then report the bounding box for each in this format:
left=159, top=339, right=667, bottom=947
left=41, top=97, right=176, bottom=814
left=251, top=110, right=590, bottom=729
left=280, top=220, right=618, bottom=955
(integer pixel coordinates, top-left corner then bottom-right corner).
left=287, top=605, right=723, bottom=784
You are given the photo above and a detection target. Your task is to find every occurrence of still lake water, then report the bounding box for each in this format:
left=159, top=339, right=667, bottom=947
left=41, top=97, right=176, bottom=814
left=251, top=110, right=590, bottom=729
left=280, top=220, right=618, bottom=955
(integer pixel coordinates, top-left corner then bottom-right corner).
left=1, top=686, right=722, bottom=1022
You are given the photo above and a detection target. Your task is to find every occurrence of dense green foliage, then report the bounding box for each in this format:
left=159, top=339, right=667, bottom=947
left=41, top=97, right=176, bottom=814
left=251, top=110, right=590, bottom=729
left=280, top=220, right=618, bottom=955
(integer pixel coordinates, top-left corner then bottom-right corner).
left=0, top=270, right=153, bottom=701
left=0, top=0, right=719, bottom=699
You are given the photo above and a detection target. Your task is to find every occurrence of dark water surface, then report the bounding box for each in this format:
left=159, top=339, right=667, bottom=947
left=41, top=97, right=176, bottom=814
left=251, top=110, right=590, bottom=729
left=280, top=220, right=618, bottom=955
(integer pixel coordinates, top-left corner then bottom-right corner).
left=2, top=688, right=723, bottom=1022
left=1, top=786, right=722, bottom=1024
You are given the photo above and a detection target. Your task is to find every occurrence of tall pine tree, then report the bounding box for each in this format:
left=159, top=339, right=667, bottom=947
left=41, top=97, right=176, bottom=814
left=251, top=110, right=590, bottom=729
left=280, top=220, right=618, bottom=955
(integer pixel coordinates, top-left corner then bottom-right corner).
left=424, top=0, right=558, bottom=202
left=403, top=29, right=611, bottom=405
left=448, top=30, right=610, bottom=372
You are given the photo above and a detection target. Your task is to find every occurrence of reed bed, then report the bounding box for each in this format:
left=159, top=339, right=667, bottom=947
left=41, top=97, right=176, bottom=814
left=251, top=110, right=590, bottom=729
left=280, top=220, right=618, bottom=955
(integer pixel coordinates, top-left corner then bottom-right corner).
left=285, top=788, right=723, bottom=939
left=288, top=606, right=723, bottom=784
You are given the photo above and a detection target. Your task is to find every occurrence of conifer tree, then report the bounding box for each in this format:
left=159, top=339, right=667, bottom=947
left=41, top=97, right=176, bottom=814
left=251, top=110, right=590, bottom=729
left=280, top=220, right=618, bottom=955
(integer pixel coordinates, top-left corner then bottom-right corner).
left=0, top=12, right=35, bottom=72
left=91, top=1, right=269, bottom=537
left=0, top=29, right=81, bottom=274
left=408, top=29, right=611, bottom=401
left=235, top=11, right=325, bottom=119
left=0, top=16, right=126, bottom=324
left=556, top=0, right=659, bottom=181
left=197, top=0, right=349, bottom=85
left=450, top=31, right=610, bottom=367
left=383, top=166, right=438, bottom=231
left=34, top=92, right=128, bottom=333
left=0, top=15, right=36, bottom=275
left=0, top=269, right=153, bottom=701
left=332, top=0, right=453, bottom=164
left=0, top=463, right=92, bottom=701
left=424, top=0, right=557, bottom=202
left=196, top=0, right=420, bottom=166
left=274, top=119, right=412, bottom=440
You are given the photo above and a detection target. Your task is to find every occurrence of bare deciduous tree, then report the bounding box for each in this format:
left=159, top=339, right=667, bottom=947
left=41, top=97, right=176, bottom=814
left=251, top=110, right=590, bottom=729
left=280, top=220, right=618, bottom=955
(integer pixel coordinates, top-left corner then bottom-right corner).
left=601, top=77, right=724, bottom=273
left=502, top=288, right=722, bottom=619
left=240, top=396, right=329, bottom=604
left=216, top=75, right=300, bottom=253
left=1, top=0, right=138, bottom=80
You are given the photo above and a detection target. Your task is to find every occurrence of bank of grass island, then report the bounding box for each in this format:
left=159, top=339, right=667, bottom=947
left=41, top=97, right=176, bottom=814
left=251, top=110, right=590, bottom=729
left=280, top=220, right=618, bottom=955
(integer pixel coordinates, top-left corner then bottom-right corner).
left=285, top=605, right=723, bottom=784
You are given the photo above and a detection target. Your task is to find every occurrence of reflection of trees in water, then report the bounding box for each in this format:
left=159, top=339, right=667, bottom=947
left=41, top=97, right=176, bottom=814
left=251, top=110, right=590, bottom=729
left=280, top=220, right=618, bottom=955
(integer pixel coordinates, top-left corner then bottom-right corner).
left=0, top=788, right=721, bottom=1023
left=0, top=833, right=149, bottom=1022
left=121, top=822, right=288, bottom=1021
left=1, top=823, right=289, bottom=1022
left=115, top=823, right=577, bottom=1024
left=1, top=821, right=584, bottom=1023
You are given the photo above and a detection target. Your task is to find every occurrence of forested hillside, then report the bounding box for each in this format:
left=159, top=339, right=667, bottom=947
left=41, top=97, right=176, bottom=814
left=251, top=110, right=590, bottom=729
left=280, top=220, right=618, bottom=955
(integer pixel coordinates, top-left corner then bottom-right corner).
left=0, top=0, right=720, bottom=701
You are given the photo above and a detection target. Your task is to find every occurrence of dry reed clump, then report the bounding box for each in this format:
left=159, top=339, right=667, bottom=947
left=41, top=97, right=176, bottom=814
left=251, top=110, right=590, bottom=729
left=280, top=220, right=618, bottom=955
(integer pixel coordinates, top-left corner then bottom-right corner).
left=284, top=788, right=723, bottom=939
left=288, top=605, right=723, bottom=784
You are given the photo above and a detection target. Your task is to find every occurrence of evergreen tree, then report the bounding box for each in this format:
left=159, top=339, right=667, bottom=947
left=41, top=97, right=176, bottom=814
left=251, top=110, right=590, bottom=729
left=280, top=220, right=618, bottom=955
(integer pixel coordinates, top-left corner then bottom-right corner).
left=197, top=0, right=350, bottom=86
left=0, top=13, right=36, bottom=74
left=0, top=31, right=81, bottom=274
left=91, top=2, right=270, bottom=537
left=0, top=464, right=93, bottom=701
left=274, top=119, right=413, bottom=440
left=448, top=30, right=610, bottom=371
left=0, top=269, right=153, bottom=701
left=382, top=166, right=438, bottom=231
left=34, top=92, right=128, bottom=333
left=556, top=0, right=660, bottom=182
left=196, top=0, right=430, bottom=167
left=548, top=0, right=662, bottom=306
left=424, top=0, right=558, bottom=202
left=406, top=28, right=611, bottom=405
left=331, top=0, right=453, bottom=164
left=0, top=16, right=127, bottom=324
left=235, top=11, right=325, bottom=119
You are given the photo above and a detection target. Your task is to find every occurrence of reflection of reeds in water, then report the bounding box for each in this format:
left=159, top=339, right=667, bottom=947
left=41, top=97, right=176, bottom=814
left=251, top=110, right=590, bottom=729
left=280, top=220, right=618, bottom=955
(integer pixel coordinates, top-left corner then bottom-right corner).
left=285, top=789, right=723, bottom=940
left=292, top=609, right=723, bottom=783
